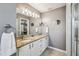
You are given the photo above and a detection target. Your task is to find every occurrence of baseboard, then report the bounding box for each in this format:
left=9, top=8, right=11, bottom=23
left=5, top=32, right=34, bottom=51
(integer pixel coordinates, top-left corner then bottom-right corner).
left=48, top=46, right=66, bottom=53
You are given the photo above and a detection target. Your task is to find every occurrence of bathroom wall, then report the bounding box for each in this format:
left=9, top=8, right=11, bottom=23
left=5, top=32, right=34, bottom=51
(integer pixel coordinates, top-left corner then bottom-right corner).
left=0, top=3, right=16, bottom=41
left=41, top=6, right=66, bottom=50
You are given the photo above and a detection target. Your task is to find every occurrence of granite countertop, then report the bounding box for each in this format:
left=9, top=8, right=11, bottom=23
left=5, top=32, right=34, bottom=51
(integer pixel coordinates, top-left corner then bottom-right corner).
left=16, top=35, right=47, bottom=48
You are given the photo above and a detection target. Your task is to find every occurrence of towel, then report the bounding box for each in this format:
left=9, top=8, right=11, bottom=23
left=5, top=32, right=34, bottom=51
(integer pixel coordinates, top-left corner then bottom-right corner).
left=0, top=32, right=16, bottom=56
left=10, top=32, right=16, bottom=55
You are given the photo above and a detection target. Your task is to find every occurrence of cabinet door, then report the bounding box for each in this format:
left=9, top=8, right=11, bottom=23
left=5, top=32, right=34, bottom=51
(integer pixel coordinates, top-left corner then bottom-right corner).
left=39, top=39, right=44, bottom=55
left=30, top=40, right=40, bottom=56
left=19, top=44, right=31, bottom=56
left=41, top=37, right=49, bottom=52
left=43, top=37, right=47, bottom=49
left=45, top=36, right=49, bottom=47
left=38, top=38, right=45, bottom=54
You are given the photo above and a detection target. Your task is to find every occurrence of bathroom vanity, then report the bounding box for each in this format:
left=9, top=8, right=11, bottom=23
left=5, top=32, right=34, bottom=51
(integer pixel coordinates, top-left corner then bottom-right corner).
left=16, top=35, right=49, bottom=56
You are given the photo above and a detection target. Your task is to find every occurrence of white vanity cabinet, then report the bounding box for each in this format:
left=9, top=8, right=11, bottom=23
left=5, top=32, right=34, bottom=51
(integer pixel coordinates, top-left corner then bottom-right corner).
left=19, top=44, right=31, bottom=56
left=45, top=36, right=49, bottom=48
left=18, top=36, right=49, bottom=56
left=30, top=40, right=41, bottom=56
left=40, top=36, right=49, bottom=53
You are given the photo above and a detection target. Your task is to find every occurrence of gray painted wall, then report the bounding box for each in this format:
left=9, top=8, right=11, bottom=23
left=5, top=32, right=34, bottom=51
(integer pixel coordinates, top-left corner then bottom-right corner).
left=0, top=3, right=16, bottom=41
left=41, top=6, right=66, bottom=50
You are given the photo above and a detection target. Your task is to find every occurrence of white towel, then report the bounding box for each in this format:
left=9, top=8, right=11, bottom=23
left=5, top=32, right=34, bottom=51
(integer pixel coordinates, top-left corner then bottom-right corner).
left=0, top=32, right=16, bottom=56
left=10, top=32, right=16, bottom=55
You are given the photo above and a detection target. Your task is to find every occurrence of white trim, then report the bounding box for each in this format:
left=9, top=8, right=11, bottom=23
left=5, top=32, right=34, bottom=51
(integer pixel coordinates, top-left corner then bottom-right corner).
left=48, top=46, right=66, bottom=53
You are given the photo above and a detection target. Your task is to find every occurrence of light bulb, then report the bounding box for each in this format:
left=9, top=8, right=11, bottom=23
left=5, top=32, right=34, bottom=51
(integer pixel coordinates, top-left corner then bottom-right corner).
left=22, top=8, right=25, bottom=14
left=38, top=15, right=40, bottom=18
left=26, top=9, right=29, bottom=16
left=29, top=11, right=32, bottom=16
left=35, top=14, right=38, bottom=18
left=25, top=8, right=27, bottom=12
left=25, top=8, right=29, bottom=16
left=20, top=8, right=23, bottom=14
left=28, top=10, right=31, bottom=16
left=32, top=12, right=35, bottom=18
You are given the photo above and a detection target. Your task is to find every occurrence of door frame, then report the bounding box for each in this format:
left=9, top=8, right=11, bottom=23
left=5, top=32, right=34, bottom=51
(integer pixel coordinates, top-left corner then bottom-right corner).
left=66, top=3, right=72, bottom=56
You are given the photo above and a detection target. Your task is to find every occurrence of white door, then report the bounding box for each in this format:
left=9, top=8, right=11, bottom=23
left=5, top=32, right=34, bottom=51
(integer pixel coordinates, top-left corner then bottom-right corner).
left=19, top=44, right=31, bottom=56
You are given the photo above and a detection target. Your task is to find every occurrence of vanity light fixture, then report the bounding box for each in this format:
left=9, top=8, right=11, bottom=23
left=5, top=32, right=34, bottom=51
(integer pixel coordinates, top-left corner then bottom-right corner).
left=35, top=13, right=39, bottom=18
left=20, top=8, right=24, bottom=14
left=25, top=8, right=29, bottom=16
left=16, top=8, right=22, bottom=14
left=25, top=8, right=28, bottom=13
left=37, top=14, right=39, bottom=18
left=16, top=8, right=19, bottom=13
left=36, top=14, right=38, bottom=18
left=34, top=13, right=37, bottom=18
left=38, top=15, right=40, bottom=18
left=22, top=8, right=25, bottom=14
left=16, top=7, right=40, bottom=19
left=26, top=9, right=29, bottom=16
left=32, top=12, right=35, bottom=18
left=28, top=10, right=32, bottom=17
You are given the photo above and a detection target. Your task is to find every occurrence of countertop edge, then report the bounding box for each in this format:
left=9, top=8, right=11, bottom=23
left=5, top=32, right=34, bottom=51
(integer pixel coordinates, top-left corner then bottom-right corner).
left=16, top=35, right=48, bottom=48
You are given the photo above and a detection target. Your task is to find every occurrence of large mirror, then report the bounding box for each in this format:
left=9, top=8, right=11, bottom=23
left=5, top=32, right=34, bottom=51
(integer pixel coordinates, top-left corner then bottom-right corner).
left=16, top=14, right=30, bottom=37
left=19, top=18, right=29, bottom=35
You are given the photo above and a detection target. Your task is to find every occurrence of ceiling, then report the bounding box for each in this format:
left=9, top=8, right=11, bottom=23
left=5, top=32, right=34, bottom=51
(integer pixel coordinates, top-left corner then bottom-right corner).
left=29, top=3, right=66, bottom=13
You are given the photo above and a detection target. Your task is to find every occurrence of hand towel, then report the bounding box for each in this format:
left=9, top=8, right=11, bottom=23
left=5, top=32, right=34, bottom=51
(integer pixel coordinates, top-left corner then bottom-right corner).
left=0, top=32, right=16, bottom=56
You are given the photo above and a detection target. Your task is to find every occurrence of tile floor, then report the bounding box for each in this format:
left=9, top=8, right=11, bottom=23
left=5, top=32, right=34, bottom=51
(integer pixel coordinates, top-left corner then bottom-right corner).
left=41, top=48, right=66, bottom=56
